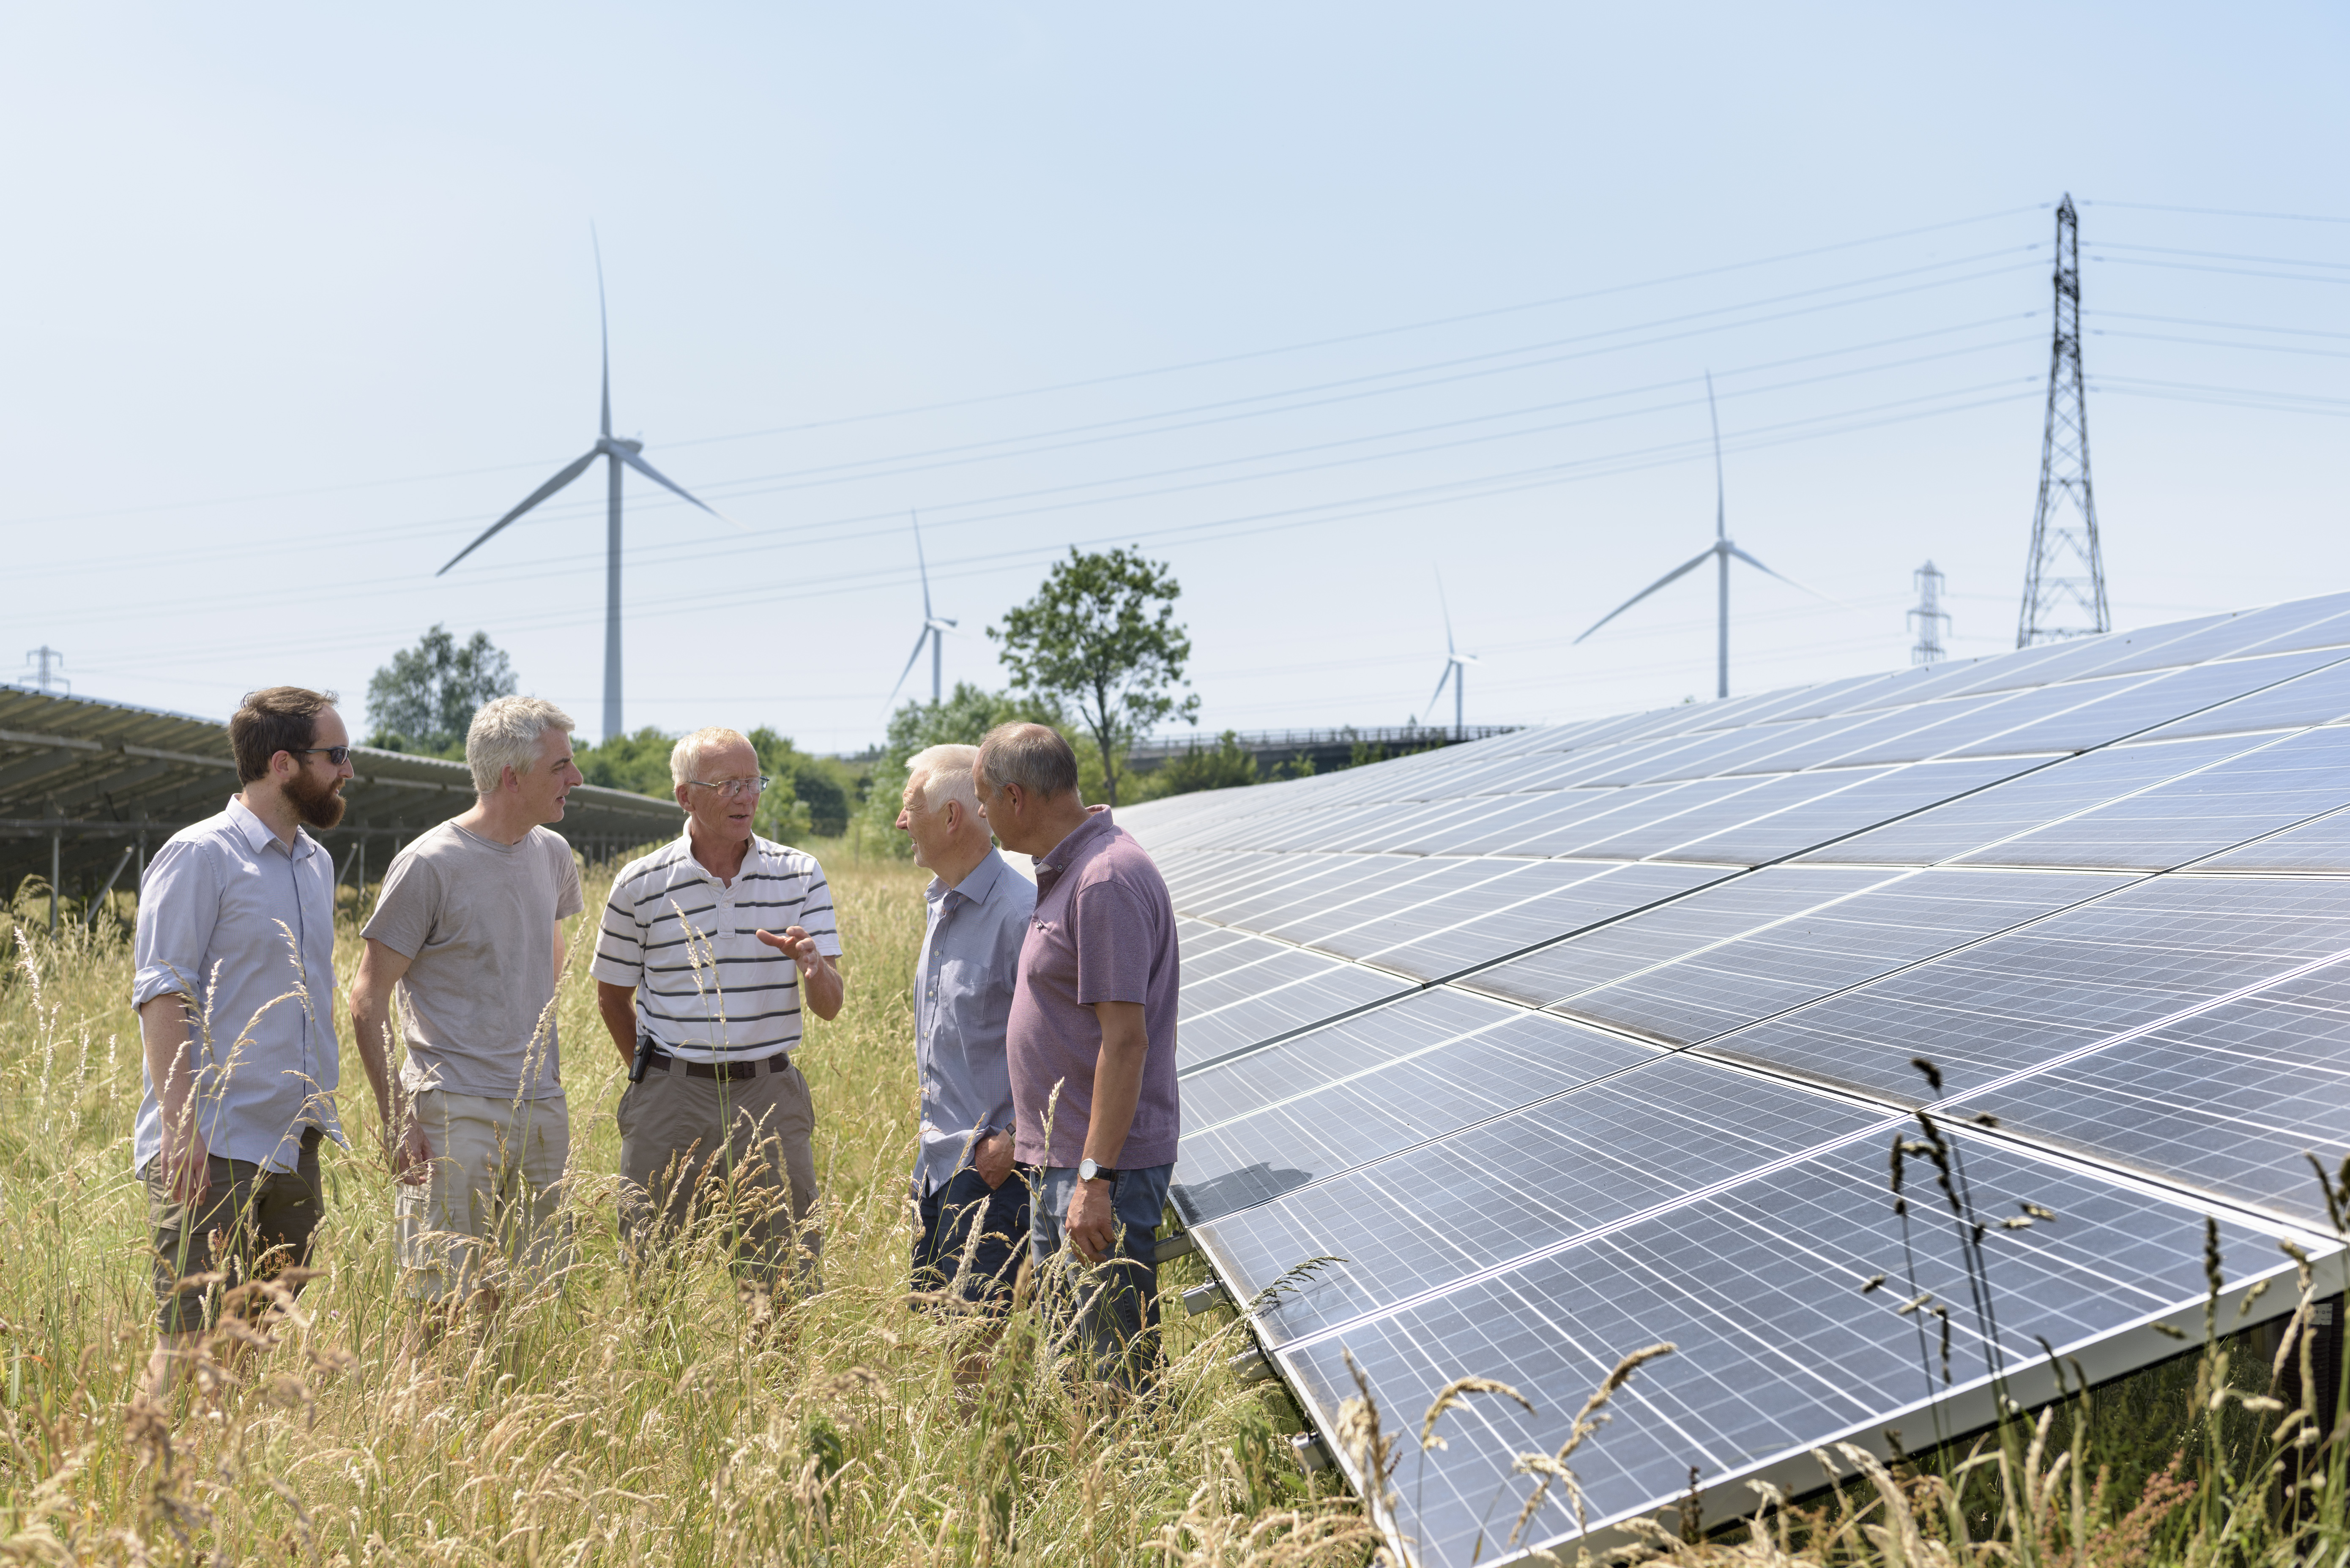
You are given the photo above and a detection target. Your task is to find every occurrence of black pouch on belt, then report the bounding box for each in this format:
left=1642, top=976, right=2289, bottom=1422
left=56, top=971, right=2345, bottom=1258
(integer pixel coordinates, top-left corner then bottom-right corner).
left=629, top=1031, right=659, bottom=1084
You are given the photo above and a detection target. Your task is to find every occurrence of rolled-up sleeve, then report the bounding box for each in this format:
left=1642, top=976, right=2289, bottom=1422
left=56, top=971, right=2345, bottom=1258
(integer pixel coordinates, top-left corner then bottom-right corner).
left=132, top=839, right=219, bottom=1009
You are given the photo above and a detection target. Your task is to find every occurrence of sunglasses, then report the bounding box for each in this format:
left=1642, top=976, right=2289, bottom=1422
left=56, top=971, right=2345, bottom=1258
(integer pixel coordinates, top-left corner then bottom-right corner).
left=288, top=746, right=352, bottom=766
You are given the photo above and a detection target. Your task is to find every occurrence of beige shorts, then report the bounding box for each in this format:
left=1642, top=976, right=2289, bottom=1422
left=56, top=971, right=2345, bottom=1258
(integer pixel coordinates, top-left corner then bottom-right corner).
left=396, top=1089, right=573, bottom=1303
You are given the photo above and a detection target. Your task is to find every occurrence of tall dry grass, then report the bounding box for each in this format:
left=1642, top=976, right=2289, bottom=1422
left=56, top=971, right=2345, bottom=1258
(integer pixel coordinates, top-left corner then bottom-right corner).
left=4, top=854, right=2346, bottom=1568
left=0, top=851, right=1368, bottom=1566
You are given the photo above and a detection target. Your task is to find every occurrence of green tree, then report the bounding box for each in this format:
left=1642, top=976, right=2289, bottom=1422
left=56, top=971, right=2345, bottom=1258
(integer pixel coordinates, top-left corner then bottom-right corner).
left=576, top=727, right=677, bottom=796
left=989, top=547, right=1198, bottom=806
left=365, top=626, right=518, bottom=754
left=1158, top=730, right=1258, bottom=795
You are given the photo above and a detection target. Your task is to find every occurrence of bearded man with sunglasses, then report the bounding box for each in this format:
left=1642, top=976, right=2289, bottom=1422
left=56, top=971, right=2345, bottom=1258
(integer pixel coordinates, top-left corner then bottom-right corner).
left=131, top=686, right=355, bottom=1407
left=593, top=727, right=844, bottom=1304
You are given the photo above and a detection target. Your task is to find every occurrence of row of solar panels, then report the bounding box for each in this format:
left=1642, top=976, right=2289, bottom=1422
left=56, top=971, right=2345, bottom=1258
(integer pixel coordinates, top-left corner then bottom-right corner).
left=1121, top=590, right=2350, bottom=1567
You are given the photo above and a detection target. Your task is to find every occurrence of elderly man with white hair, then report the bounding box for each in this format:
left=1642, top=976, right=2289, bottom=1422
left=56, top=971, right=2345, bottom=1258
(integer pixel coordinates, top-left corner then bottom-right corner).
left=593, top=726, right=843, bottom=1303
left=895, top=743, right=1036, bottom=1313
left=351, top=695, right=587, bottom=1319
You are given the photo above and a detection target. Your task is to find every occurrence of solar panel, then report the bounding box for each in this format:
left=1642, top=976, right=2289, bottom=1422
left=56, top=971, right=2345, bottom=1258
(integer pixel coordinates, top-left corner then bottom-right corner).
left=1195, top=1054, right=1882, bottom=1347
left=2191, top=807, right=2350, bottom=874
left=1956, top=724, right=2350, bottom=871
left=1110, top=591, right=2350, bottom=1568
left=1962, top=959, right=2350, bottom=1227
left=1551, top=867, right=2137, bottom=1047
left=1698, top=874, right=2350, bottom=1102
left=1796, top=735, right=2259, bottom=866
left=1939, top=648, right=2348, bottom=758
left=1171, top=1002, right=1658, bottom=1226
left=1661, top=757, right=2039, bottom=864
left=1263, top=1131, right=2285, bottom=1568
left=2138, top=657, right=2350, bottom=740
left=1175, top=959, right=1419, bottom=1071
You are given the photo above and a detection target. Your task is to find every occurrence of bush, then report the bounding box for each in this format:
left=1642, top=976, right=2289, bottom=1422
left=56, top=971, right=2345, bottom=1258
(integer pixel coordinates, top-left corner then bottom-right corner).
left=1159, top=730, right=1259, bottom=794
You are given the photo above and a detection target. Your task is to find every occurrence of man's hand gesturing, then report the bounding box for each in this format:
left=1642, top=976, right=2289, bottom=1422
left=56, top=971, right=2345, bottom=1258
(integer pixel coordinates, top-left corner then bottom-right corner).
left=755, top=924, right=845, bottom=1021
left=755, top=924, right=821, bottom=972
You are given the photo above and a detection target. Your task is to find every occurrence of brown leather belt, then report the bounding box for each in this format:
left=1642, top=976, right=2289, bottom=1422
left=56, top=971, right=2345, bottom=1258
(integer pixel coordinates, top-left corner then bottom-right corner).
left=649, top=1047, right=790, bottom=1082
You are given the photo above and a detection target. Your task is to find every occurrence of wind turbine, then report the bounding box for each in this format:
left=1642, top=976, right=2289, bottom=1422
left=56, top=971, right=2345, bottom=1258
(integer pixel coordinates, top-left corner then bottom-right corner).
left=435, top=234, right=735, bottom=742
left=885, top=514, right=959, bottom=708
left=1420, top=571, right=1479, bottom=740
left=1573, top=372, right=1822, bottom=701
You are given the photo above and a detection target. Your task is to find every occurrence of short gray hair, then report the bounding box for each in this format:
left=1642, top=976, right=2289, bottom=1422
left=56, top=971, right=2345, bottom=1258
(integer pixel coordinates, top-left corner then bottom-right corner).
left=670, top=726, right=754, bottom=789
left=906, top=743, right=980, bottom=816
left=466, top=696, right=576, bottom=795
left=975, top=722, right=1080, bottom=801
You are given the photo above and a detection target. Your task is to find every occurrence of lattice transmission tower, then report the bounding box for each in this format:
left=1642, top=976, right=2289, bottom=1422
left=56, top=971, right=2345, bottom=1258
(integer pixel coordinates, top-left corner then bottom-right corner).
left=1908, top=562, right=1950, bottom=665
left=2016, top=194, right=2109, bottom=647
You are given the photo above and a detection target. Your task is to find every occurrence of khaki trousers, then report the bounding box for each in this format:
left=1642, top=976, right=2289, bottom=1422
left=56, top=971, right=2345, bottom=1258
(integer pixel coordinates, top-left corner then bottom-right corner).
left=397, top=1090, right=573, bottom=1303
left=616, top=1054, right=821, bottom=1295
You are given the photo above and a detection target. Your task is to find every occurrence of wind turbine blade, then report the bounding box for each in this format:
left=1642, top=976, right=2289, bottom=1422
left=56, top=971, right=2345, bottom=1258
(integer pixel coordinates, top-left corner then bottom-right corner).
left=1425, top=665, right=1457, bottom=717
left=594, top=224, right=611, bottom=440
left=1707, top=369, right=1726, bottom=544
left=1724, top=544, right=1837, bottom=604
left=617, top=448, right=747, bottom=532
left=912, top=512, right=934, bottom=620
left=885, top=626, right=931, bottom=707
left=1436, top=567, right=1456, bottom=657
left=1572, top=545, right=1718, bottom=644
left=437, top=449, right=600, bottom=574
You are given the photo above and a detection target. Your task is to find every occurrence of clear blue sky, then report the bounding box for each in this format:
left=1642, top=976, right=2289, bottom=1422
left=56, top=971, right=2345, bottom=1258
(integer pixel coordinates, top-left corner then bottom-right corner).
left=4, top=4, right=2344, bottom=752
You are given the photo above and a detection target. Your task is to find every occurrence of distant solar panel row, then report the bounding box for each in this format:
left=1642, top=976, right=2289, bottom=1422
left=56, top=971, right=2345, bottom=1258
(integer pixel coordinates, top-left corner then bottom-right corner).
left=1120, top=590, right=2350, bottom=1567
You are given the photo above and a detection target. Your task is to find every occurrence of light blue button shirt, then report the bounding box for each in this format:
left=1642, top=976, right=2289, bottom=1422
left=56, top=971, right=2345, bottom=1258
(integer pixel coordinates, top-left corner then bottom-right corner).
left=131, top=796, right=345, bottom=1175
left=912, top=847, right=1035, bottom=1196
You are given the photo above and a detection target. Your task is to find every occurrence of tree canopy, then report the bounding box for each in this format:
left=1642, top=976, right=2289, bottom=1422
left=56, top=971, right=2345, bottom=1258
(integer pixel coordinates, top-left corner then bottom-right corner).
left=365, top=626, right=518, bottom=755
left=989, top=547, right=1197, bottom=806
left=1158, top=730, right=1258, bottom=794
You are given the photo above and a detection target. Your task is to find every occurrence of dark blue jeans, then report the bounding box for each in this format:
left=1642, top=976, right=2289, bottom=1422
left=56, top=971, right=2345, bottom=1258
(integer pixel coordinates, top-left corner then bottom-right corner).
left=1031, top=1163, right=1174, bottom=1391
left=913, top=1164, right=1032, bottom=1310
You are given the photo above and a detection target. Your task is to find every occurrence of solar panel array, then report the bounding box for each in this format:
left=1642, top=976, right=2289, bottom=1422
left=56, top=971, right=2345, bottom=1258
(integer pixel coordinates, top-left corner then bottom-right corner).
left=1119, top=591, right=2350, bottom=1566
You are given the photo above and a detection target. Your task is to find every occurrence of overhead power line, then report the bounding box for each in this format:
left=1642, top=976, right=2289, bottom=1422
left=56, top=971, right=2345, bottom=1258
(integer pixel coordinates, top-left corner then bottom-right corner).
left=2081, top=199, right=2350, bottom=224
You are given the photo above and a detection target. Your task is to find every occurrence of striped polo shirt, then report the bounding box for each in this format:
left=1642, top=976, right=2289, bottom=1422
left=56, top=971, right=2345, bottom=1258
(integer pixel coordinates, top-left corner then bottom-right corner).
left=591, top=831, right=842, bottom=1063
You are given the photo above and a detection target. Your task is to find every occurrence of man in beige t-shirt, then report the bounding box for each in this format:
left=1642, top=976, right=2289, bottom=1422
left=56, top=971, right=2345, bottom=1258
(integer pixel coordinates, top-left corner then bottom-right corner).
left=351, top=697, right=586, bottom=1317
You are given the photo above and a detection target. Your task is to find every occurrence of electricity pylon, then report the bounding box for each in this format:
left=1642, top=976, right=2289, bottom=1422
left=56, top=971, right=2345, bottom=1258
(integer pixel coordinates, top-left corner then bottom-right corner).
left=1909, top=562, right=1950, bottom=665
left=2016, top=194, right=2109, bottom=647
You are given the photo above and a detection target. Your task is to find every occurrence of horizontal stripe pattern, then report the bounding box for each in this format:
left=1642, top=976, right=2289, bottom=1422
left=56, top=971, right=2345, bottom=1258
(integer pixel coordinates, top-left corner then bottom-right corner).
left=591, top=833, right=841, bottom=1062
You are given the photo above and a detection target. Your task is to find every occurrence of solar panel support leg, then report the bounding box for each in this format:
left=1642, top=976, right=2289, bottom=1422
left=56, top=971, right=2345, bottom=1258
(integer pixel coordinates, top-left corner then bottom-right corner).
left=1289, top=1432, right=1331, bottom=1474
left=49, top=832, right=59, bottom=934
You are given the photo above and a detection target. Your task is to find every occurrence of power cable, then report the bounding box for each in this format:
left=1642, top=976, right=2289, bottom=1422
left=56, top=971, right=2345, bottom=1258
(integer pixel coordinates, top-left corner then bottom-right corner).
left=2095, top=329, right=2350, bottom=360
left=2089, top=256, right=2350, bottom=286
left=2080, top=200, right=2350, bottom=224
left=2091, top=241, right=2350, bottom=271
left=2094, top=311, right=2350, bottom=341
left=654, top=204, right=2050, bottom=451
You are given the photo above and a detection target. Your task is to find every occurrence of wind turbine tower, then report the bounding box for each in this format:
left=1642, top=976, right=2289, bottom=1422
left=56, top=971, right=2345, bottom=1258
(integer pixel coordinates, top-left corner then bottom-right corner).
left=436, top=235, right=735, bottom=741
left=2016, top=194, right=2110, bottom=647
left=1574, top=373, right=1822, bottom=699
left=887, top=514, right=960, bottom=709
left=1421, top=572, right=1479, bottom=740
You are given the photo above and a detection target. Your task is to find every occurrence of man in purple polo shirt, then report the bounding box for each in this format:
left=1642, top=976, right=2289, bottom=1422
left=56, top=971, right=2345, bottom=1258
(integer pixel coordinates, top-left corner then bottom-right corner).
left=972, top=722, right=1180, bottom=1391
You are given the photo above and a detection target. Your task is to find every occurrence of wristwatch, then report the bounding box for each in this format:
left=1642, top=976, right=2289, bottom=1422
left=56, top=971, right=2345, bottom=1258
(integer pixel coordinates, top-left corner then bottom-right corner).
left=1078, top=1157, right=1119, bottom=1183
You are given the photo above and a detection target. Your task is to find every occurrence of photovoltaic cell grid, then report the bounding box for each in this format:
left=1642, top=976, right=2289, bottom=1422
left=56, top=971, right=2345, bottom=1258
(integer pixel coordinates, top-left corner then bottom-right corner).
left=1116, top=593, right=2350, bottom=1565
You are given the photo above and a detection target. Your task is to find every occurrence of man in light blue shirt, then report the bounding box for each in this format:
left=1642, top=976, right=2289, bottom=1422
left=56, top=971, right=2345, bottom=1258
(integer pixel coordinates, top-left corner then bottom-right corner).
left=896, top=743, right=1036, bottom=1311
left=131, top=686, right=353, bottom=1407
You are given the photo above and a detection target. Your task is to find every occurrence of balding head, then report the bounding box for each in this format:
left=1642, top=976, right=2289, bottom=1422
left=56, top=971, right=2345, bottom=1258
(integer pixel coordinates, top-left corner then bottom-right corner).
left=974, top=722, right=1080, bottom=803
left=971, top=722, right=1091, bottom=858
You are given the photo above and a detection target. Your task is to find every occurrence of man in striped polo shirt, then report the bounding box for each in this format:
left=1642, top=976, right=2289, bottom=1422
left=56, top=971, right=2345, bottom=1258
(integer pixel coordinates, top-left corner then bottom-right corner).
left=592, top=727, right=844, bottom=1301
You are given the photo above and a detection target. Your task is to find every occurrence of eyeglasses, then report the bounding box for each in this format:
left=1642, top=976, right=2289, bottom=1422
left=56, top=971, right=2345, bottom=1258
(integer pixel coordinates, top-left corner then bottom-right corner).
left=687, top=775, right=771, bottom=798
left=288, top=746, right=351, bottom=766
